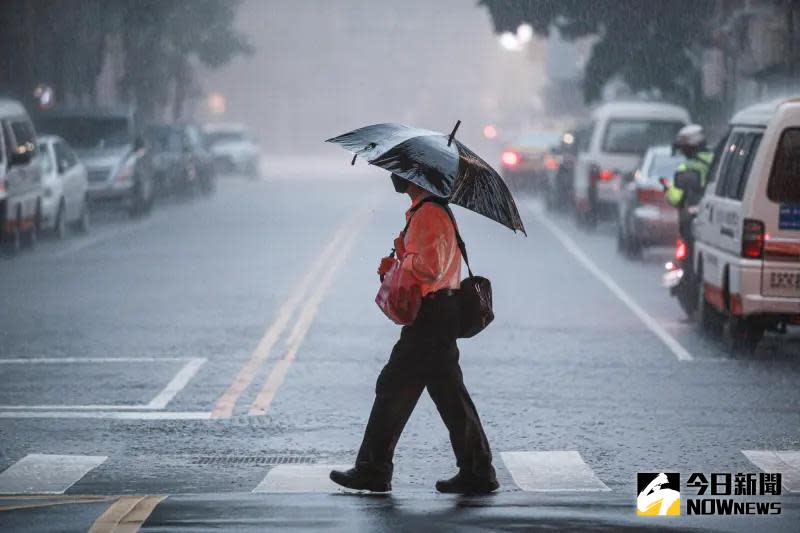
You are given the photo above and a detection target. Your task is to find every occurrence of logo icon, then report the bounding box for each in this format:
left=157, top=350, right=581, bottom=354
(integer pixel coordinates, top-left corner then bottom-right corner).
left=637, top=473, right=681, bottom=516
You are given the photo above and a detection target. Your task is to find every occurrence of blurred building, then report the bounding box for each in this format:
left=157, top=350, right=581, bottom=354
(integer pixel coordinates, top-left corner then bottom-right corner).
left=703, top=0, right=799, bottom=116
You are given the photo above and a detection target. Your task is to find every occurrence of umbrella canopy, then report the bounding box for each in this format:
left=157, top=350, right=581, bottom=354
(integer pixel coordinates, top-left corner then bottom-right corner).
left=326, top=122, right=526, bottom=234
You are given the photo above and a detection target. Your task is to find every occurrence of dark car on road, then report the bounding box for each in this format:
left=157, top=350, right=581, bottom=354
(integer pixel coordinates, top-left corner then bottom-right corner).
left=147, top=123, right=216, bottom=198
left=36, top=108, right=155, bottom=217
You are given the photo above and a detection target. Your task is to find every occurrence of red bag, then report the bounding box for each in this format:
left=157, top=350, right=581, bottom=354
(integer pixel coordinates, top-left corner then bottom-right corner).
left=375, top=260, right=422, bottom=325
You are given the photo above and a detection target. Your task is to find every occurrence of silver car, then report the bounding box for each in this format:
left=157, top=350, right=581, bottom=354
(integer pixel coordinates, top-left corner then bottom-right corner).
left=616, top=145, right=685, bottom=257
left=37, top=135, right=89, bottom=238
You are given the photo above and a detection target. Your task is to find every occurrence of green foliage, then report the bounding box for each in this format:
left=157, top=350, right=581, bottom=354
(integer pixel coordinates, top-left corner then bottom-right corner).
left=0, top=0, right=251, bottom=119
left=480, top=0, right=715, bottom=108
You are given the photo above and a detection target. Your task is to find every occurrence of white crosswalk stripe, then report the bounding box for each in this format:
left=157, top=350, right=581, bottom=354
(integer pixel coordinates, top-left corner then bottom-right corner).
left=252, top=464, right=349, bottom=493
left=500, top=451, right=611, bottom=492
left=741, top=450, right=800, bottom=493
left=0, top=454, right=107, bottom=495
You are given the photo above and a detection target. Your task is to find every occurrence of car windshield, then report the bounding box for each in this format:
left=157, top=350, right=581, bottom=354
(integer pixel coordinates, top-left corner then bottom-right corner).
left=515, top=132, right=560, bottom=149
left=205, top=131, right=246, bottom=146
left=37, top=116, right=131, bottom=149
left=146, top=126, right=182, bottom=152
left=602, top=120, right=685, bottom=155
left=647, top=153, right=685, bottom=180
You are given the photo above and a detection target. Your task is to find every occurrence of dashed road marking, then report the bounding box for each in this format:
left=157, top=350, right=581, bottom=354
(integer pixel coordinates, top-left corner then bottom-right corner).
left=742, top=450, right=800, bottom=492
left=146, top=358, right=206, bottom=409
left=500, top=451, right=611, bottom=492
left=0, top=454, right=107, bottom=495
left=211, top=208, right=369, bottom=419
left=530, top=206, right=694, bottom=362
left=248, top=209, right=368, bottom=416
left=252, top=464, right=349, bottom=493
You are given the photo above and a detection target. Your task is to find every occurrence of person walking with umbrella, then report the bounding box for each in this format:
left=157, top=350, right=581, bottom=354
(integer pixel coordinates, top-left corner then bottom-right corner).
left=326, top=122, right=525, bottom=494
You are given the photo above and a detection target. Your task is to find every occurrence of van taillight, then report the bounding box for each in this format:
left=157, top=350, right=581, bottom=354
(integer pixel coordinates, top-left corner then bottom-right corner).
left=741, top=219, right=765, bottom=259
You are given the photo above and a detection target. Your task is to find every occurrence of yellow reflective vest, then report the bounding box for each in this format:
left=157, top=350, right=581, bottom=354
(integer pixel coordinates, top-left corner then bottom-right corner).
left=666, top=151, right=713, bottom=208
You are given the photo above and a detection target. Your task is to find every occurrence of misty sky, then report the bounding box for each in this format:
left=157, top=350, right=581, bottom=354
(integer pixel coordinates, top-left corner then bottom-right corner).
left=198, top=0, right=545, bottom=156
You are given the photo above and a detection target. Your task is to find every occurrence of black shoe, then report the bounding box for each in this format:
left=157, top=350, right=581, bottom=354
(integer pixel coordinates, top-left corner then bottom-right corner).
left=435, top=471, right=499, bottom=494
left=330, top=468, right=391, bottom=492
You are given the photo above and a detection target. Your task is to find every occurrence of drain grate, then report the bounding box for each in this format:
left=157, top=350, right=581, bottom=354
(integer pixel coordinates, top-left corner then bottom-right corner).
left=192, top=455, right=317, bottom=466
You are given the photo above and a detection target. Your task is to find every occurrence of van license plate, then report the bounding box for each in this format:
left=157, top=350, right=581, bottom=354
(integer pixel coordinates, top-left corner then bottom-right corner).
left=766, top=271, right=800, bottom=296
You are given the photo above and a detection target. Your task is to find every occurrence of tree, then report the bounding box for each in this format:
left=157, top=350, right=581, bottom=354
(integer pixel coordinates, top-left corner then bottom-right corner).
left=480, top=0, right=716, bottom=111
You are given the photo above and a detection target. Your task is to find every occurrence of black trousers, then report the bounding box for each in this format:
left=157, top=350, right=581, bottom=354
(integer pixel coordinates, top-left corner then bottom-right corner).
left=356, top=291, right=496, bottom=481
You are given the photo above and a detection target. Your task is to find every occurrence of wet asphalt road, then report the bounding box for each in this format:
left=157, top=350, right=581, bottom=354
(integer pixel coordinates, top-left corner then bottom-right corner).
left=0, top=165, right=798, bottom=532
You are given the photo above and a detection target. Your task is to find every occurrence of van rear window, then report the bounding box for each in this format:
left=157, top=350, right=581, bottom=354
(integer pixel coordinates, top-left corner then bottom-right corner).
left=601, top=120, right=685, bottom=155
left=767, top=128, right=800, bottom=203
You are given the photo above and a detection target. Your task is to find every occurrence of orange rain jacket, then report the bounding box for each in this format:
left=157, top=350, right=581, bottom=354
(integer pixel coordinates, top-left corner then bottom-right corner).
left=397, top=195, right=461, bottom=297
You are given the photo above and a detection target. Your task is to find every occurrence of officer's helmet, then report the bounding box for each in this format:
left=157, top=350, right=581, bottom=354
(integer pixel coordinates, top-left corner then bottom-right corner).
left=673, top=124, right=706, bottom=154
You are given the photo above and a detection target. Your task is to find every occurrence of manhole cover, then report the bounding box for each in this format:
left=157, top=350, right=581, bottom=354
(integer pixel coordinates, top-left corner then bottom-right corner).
left=192, top=455, right=317, bottom=466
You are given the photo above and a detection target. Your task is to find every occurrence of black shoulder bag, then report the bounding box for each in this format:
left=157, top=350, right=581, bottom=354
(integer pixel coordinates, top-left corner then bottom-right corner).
left=425, top=197, right=494, bottom=338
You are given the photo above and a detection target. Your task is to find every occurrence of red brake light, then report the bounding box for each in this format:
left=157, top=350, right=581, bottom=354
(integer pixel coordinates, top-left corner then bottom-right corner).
left=501, top=150, right=519, bottom=167
left=637, top=189, right=664, bottom=204
left=544, top=156, right=559, bottom=170
left=742, top=219, right=765, bottom=259
left=675, top=238, right=688, bottom=261
left=591, top=166, right=616, bottom=182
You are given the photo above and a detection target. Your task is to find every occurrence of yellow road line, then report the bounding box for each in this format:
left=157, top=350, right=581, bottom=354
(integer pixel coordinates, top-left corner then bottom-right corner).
left=248, top=210, right=367, bottom=415
left=88, top=495, right=166, bottom=533
left=210, top=211, right=363, bottom=419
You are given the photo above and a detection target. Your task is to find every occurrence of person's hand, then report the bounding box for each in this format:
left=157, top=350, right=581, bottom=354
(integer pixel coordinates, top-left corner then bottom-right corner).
left=378, top=256, right=397, bottom=280
left=393, top=236, right=406, bottom=257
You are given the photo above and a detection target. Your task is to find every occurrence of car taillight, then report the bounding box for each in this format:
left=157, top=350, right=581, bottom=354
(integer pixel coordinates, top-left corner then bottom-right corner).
left=741, top=219, right=765, bottom=259
left=544, top=156, right=559, bottom=170
left=591, top=166, right=616, bottom=182
left=675, top=238, right=688, bottom=261
left=637, top=189, right=664, bottom=204
left=501, top=150, right=519, bottom=167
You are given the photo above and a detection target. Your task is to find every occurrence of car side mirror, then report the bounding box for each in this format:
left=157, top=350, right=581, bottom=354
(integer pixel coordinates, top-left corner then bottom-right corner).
left=674, top=170, right=702, bottom=192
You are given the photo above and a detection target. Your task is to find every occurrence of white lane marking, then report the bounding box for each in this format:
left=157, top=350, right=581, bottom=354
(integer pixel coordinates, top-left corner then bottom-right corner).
left=501, top=451, right=611, bottom=492
left=252, top=464, right=350, bottom=493
left=0, top=411, right=211, bottom=420
left=0, top=357, right=206, bottom=411
left=211, top=208, right=369, bottom=419
left=146, top=358, right=206, bottom=409
left=248, top=209, right=368, bottom=416
left=0, top=454, right=107, bottom=495
left=51, top=216, right=157, bottom=259
left=530, top=206, right=694, bottom=362
left=742, top=450, right=800, bottom=492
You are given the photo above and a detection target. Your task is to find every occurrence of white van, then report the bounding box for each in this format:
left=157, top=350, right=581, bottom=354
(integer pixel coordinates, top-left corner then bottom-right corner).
left=693, top=98, right=800, bottom=350
left=573, top=101, right=690, bottom=227
left=0, top=98, right=42, bottom=252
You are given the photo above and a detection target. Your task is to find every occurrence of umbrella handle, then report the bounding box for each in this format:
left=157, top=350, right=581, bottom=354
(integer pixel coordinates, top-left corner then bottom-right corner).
left=447, top=120, right=461, bottom=147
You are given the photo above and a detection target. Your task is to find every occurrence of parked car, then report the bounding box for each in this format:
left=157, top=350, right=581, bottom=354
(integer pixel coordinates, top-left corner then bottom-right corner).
left=573, top=101, right=690, bottom=227
left=692, top=97, right=800, bottom=351
left=499, top=130, right=561, bottom=192
left=0, top=98, right=42, bottom=252
left=36, top=135, right=89, bottom=238
left=36, top=108, right=155, bottom=217
left=147, top=123, right=216, bottom=198
left=616, top=145, right=685, bottom=256
left=202, top=123, right=260, bottom=178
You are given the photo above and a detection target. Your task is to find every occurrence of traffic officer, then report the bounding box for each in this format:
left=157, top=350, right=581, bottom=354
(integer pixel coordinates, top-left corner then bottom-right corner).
left=666, top=124, right=714, bottom=241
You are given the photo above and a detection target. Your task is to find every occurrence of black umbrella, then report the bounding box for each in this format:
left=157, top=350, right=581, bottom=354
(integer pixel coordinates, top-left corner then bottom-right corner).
left=326, top=121, right=526, bottom=234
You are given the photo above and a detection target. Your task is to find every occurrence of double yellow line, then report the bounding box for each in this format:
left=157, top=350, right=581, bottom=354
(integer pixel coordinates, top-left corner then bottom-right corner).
left=211, top=208, right=371, bottom=419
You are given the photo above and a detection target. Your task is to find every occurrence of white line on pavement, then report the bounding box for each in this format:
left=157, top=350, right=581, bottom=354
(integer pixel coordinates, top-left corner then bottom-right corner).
left=500, top=451, right=611, bottom=492
left=0, top=454, right=107, bottom=495
left=248, top=209, right=368, bottom=416
left=530, top=206, right=694, bottom=362
left=0, top=411, right=211, bottom=420
left=146, top=357, right=206, bottom=409
left=252, top=464, right=350, bottom=493
left=742, top=450, right=800, bottom=492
